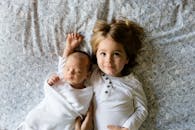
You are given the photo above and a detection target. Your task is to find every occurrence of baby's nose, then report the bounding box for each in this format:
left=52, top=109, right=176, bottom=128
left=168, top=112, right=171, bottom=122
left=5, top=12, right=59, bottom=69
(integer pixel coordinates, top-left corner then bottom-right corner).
left=68, top=69, right=75, bottom=75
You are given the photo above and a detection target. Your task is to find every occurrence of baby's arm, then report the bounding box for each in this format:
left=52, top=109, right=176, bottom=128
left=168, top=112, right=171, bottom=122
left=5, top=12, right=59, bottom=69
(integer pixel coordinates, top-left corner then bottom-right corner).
left=58, top=33, right=84, bottom=73
left=63, top=33, right=84, bottom=58
left=47, top=74, right=60, bottom=86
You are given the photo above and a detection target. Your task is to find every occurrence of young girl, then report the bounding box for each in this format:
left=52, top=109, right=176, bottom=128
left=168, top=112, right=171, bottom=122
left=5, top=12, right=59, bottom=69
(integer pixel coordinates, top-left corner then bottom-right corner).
left=63, top=19, right=148, bottom=130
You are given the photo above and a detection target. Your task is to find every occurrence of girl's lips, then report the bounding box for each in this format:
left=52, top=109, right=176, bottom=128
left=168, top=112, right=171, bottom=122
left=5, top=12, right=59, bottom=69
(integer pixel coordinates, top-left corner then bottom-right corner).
left=104, top=64, right=114, bottom=68
left=105, top=66, right=114, bottom=70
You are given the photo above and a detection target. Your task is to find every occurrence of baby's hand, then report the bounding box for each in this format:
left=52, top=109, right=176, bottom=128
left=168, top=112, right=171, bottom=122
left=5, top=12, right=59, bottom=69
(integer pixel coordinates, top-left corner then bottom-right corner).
left=66, top=33, right=84, bottom=50
left=63, top=33, right=84, bottom=57
left=47, top=75, right=60, bottom=86
left=107, top=125, right=129, bottom=130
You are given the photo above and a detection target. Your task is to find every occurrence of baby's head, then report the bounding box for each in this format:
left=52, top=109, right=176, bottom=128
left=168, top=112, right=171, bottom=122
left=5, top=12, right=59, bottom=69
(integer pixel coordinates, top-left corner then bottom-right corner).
left=91, top=19, right=145, bottom=76
left=62, top=51, right=91, bottom=89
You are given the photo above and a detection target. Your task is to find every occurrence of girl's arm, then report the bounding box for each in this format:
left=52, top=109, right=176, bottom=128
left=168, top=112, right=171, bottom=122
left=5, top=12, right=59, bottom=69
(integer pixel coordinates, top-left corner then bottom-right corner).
left=107, top=125, right=128, bottom=130
left=122, top=80, right=148, bottom=130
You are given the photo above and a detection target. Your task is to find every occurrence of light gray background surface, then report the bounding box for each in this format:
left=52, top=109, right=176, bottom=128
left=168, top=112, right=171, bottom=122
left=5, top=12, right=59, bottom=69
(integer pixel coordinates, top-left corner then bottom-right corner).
left=0, top=0, right=195, bottom=130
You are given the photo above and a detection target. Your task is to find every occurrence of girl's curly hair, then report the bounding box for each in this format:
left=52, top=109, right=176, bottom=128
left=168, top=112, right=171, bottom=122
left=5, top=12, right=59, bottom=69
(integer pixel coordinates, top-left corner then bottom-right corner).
left=91, top=18, right=145, bottom=75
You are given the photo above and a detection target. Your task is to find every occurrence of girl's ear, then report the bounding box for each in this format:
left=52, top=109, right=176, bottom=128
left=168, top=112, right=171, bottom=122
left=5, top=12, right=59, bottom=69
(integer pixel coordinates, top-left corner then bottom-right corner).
left=125, top=58, right=129, bottom=64
left=87, top=71, right=92, bottom=78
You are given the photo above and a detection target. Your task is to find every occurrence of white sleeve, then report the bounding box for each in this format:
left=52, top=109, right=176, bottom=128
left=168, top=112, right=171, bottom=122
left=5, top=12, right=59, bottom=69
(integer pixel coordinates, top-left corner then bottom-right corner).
left=58, top=56, right=66, bottom=74
left=122, top=81, right=148, bottom=130
left=43, top=79, right=52, bottom=97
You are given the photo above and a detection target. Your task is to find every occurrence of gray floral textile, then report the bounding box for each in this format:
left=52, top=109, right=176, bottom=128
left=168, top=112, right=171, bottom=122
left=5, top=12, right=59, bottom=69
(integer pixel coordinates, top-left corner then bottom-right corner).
left=0, top=0, right=195, bottom=130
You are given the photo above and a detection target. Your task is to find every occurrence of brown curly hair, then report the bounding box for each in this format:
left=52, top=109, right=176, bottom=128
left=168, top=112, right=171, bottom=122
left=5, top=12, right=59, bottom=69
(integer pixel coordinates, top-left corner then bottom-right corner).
left=90, top=18, right=145, bottom=75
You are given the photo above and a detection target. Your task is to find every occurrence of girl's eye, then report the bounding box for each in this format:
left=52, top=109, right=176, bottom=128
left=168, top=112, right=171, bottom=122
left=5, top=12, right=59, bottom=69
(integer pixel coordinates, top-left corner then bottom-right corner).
left=100, top=52, right=106, bottom=56
left=114, top=52, right=120, bottom=56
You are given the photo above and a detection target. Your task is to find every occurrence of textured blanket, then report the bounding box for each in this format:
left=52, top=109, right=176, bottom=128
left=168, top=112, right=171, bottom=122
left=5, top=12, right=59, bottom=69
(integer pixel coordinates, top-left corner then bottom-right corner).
left=0, top=0, right=195, bottom=130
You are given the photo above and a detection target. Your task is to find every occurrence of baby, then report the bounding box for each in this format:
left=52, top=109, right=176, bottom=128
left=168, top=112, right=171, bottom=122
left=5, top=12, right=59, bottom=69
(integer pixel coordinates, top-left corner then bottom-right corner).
left=16, top=34, right=93, bottom=130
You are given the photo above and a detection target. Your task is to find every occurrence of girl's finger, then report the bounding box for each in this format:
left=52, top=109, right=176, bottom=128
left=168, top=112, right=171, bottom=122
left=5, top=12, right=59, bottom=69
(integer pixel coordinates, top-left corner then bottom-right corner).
left=75, top=117, right=82, bottom=130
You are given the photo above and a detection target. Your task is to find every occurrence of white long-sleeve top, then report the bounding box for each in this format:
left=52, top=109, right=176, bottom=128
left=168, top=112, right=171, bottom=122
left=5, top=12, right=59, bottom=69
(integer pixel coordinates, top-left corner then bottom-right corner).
left=17, top=80, right=93, bottom=130
left=89, top=67, right=148, bottom=130
left=58, top=57, right=148, bottom=130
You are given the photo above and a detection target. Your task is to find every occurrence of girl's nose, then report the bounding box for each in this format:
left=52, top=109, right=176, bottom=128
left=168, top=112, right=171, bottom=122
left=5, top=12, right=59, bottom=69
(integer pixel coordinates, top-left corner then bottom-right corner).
left=105, top=55, right=112, bottom=63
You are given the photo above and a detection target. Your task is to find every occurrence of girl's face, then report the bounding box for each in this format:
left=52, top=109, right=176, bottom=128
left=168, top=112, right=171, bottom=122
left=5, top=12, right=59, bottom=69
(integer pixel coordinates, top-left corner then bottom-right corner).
left=96, top=37, right=129, bottom=77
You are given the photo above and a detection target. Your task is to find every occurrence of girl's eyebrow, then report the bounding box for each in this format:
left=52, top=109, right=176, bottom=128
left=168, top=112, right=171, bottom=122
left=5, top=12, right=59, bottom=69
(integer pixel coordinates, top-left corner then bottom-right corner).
left=97, top=49, right=106, bottom=51
left=98, top=49, right=123, bottom=52
left=115, top=49, right=122, bottom=51
left=113, top=50, right=123, bottom=53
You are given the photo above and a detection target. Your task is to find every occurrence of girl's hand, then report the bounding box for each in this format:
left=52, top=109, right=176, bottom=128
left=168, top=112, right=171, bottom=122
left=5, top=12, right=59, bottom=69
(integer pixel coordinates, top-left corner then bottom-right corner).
left=75, top=103, right=93, bottom=130
left=75, top=117, right=82, bottom=130
left=107, top=125, right=129, bottom=130
left=75, top=115, right=93, bottom=130
left=63, top=33, right=84, bottom=57
left=47, top=75, right=60, bottom=86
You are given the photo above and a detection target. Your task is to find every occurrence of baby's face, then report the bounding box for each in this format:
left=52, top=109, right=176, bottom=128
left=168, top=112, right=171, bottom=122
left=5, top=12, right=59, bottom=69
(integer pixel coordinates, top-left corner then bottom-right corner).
left=62, top=56, right=89, bottom=89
